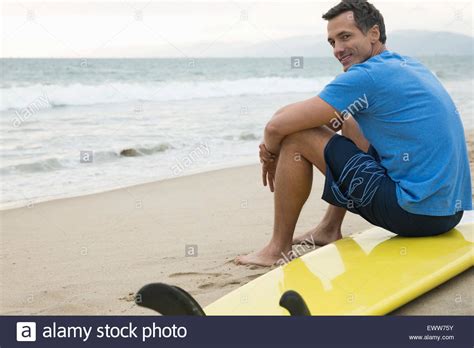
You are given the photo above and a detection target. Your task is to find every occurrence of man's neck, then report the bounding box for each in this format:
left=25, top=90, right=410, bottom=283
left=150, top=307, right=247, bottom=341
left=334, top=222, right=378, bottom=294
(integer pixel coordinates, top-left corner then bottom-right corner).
left=370, top=43, right=387, bottom=58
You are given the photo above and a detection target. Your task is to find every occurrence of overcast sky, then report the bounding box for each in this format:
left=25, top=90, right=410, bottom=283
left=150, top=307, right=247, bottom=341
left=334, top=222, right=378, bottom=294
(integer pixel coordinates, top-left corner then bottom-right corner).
left=1, top=0, right=472, bottom=57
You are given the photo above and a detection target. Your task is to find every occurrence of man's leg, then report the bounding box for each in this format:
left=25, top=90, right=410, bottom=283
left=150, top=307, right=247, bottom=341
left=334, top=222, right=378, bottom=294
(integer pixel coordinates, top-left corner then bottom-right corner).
left=235, top=126, right=336, bottom=266
left=293, top=116, right=370, bottom=245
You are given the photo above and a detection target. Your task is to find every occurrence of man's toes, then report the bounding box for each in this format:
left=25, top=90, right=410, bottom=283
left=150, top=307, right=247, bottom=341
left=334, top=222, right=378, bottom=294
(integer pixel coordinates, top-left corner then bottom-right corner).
left=234, top=256, right=244, bottom=265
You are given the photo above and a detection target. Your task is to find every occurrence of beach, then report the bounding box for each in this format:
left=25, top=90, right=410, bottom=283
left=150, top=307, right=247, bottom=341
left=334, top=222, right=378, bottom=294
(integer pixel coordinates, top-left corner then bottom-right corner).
left=1, top=56, right=473, bottom=316
left=1, top=130, right=473, bottom=315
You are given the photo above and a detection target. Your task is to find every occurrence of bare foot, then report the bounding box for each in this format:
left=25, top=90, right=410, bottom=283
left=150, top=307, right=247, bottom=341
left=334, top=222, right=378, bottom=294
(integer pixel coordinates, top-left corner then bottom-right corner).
left=292, top=223, right=342, bottom=246
left=234, top=243, right=292, bottom=267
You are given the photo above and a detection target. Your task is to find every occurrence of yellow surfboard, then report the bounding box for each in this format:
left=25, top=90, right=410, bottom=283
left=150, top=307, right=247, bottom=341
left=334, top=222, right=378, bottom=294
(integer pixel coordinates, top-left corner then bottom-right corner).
left=205, top=218, right=473, bottom=315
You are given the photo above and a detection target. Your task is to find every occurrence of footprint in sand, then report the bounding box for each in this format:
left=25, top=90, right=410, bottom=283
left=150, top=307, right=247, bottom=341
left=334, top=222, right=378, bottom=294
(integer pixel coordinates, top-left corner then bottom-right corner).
left=166, top=270, right=266, bottom=293
left=119, top=292, right=136, bottom=302
left=197, top=273, right=265, bottom=290
left=168, top=272, right=231, bottom=278
left=198, top=280, right=241, bottom=289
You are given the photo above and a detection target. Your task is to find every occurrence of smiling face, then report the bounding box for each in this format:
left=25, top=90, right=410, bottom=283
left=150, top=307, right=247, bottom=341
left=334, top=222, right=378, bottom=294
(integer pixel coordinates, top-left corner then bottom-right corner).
left=327, top=11, right=380, bottom=71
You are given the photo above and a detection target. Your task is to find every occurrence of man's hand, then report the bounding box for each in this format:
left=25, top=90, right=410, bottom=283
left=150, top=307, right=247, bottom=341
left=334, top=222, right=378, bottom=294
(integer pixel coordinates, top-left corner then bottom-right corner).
left=259, top=142, right=276, bottom=163
left=262, top=158, right=278, bottom=192
left=259, top=143, right=278, bottom=192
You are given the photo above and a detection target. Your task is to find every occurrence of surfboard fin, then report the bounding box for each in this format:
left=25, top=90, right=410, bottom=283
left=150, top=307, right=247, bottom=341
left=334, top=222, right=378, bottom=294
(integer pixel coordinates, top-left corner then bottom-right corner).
left=279, top=290, right=311, bottom=316
left=135, top=283, right=206, bottom=316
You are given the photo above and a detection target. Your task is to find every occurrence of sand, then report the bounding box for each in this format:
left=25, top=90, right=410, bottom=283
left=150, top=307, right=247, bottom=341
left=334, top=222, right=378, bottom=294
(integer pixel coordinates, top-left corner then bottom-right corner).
left=1, top=131, right=473, bottom=315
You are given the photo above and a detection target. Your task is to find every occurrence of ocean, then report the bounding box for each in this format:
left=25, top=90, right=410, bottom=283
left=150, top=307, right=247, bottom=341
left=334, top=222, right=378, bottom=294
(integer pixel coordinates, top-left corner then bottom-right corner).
left=1, top=56, right=473, bottom=208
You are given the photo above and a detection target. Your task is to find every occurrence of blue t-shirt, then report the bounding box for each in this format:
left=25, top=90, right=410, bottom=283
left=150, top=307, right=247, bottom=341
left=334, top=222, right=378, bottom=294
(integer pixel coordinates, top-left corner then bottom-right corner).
left=319, top=50, right=472, bottom=216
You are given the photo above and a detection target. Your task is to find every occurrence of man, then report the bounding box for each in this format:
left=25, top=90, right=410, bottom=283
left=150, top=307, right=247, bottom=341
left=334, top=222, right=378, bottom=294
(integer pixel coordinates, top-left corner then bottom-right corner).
left=235, top=0, right=472, bottom=266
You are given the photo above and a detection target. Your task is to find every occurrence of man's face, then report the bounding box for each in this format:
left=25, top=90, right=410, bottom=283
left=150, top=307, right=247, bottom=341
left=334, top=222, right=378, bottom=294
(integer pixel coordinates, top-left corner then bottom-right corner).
left=327, top=11, right=374, bottom=71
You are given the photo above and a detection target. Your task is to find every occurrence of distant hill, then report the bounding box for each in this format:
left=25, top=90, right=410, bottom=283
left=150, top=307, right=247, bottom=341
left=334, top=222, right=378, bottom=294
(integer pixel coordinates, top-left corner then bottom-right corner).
left=188, top=30, right=474, bottom=57
left=387, top=31, right=474, bottom=56
left=94, top=30, right=473, bottom=58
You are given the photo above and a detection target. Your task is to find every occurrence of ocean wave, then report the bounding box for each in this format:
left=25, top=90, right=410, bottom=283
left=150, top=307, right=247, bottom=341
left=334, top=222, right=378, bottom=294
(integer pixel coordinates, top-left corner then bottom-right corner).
left=0, top=143, right=173, bottom=174
left=119, top=143, right=173, bottom=157
left=0, top=157, right=66, bottom=175
left=238, top=132, right=260, bottom=141
left=0, top=77, right=330, bottom=111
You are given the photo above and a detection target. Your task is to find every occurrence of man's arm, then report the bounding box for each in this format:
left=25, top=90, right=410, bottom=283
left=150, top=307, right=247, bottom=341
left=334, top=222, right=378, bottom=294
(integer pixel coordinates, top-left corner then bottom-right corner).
left=264, top=96, right=340, bottom=155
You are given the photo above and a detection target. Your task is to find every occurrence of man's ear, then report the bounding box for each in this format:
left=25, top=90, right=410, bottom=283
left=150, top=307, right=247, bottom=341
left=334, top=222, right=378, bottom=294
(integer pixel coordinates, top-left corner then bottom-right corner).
left=369, top=24, right=380, bottom=43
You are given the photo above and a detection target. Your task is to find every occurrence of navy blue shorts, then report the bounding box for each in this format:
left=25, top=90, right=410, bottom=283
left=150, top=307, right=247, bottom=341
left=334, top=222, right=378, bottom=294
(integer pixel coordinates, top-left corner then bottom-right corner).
left=322, top=134, right=463, bottom=237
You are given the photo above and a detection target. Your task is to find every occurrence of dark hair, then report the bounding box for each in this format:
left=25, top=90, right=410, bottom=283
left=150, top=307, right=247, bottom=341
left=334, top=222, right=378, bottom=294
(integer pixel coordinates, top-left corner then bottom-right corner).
left=322, top=0, right=386, bottom=44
